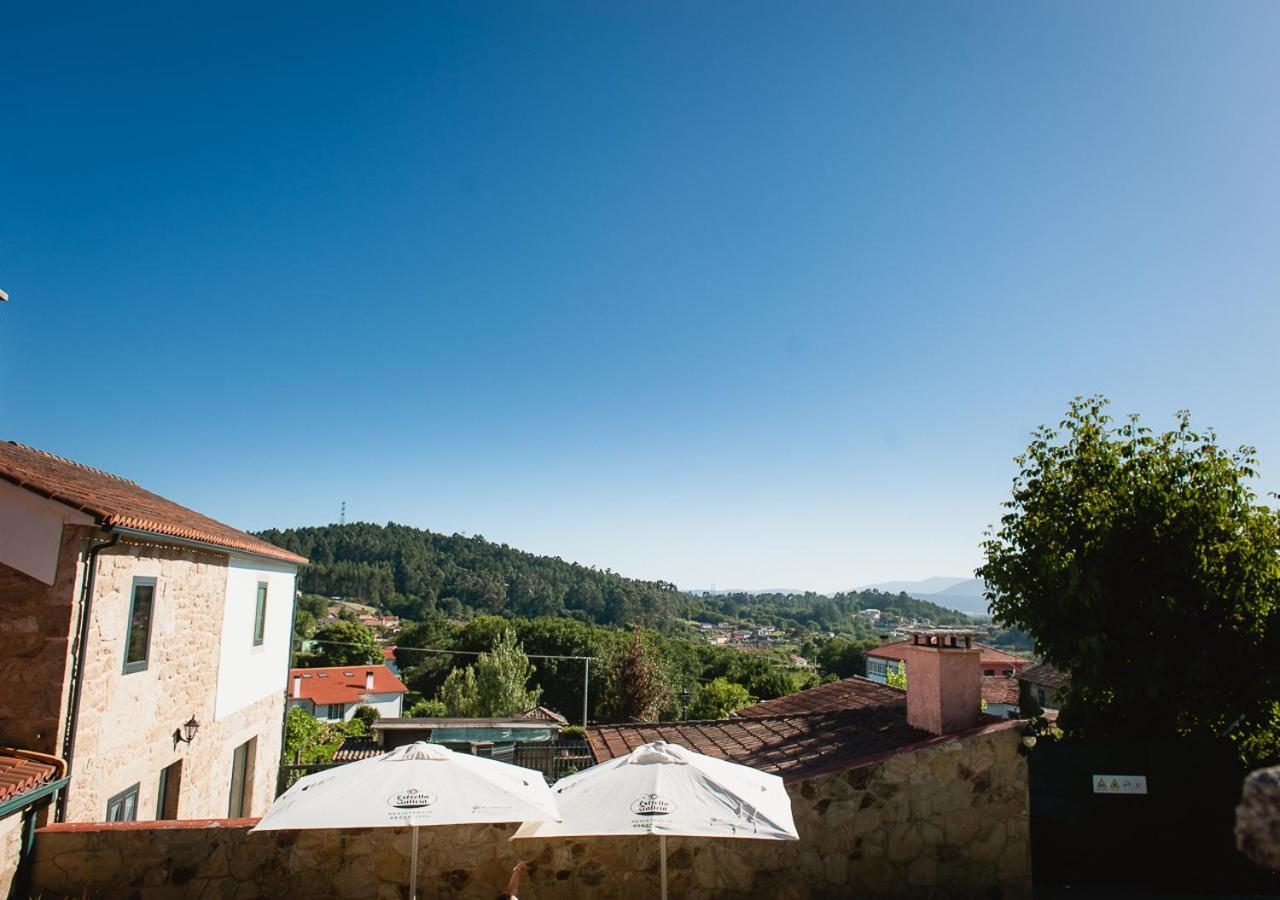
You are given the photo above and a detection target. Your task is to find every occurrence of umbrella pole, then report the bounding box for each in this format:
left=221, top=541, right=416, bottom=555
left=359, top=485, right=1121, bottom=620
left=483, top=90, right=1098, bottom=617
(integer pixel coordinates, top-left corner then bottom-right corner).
left=660, top=834, right=668, bottom=900
left=409, top=824, right=419, bottom=900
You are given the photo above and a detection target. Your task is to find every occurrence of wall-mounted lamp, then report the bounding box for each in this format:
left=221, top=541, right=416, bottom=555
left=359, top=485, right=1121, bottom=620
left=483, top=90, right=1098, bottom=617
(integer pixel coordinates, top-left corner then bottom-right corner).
left=1018, top=722, right=1038, bottom=756
left=174, top=716, right=200, bottom=746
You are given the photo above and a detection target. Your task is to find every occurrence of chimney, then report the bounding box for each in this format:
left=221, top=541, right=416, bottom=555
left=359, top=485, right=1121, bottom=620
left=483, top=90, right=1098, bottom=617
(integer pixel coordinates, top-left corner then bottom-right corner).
left=292, top=675, right=301, bottom=699
left=878, top=634, right=891, bottom=646
left=903, top=629, right=981, bottom=736
left=365, top=670, right=375, bottom=691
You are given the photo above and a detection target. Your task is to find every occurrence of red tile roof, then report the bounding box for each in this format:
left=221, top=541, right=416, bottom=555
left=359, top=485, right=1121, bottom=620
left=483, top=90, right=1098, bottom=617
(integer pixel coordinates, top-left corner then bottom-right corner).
left=0, top=441, right=307, bottom=565
left=1017, top=662, right=1069, bottom=689
left=0, top=749, right=63, bottom=806
left=736, top=676, right=904, bottom=718
left=981, top=676, right=1021, bottom=707
left=513, top=706, right=569, bottom=725
left=289, top=666, right=407, bottom=705
left=867, top=640, right=1030, bottom=668
left=588, top=707, right=933, bottom=782
left=332, top=738, right=382, bottom=762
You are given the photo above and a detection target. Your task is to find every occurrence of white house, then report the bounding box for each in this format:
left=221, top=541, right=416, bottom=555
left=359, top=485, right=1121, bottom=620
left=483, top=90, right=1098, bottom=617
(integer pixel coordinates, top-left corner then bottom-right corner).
left=0, top=439, right=307, bottom=835
left=288, top=665, right=407, bottom=722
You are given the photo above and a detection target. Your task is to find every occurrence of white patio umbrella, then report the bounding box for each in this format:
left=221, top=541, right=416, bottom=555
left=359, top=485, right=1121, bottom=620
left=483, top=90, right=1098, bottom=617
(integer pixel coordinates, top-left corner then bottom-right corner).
left=253, top=741, right=560, bottom=899
left=513, top=741, right=798, bottom=899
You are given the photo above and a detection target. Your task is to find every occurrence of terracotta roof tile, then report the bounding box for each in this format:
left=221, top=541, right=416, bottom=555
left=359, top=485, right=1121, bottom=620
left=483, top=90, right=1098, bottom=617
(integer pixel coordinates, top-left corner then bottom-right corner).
left=0, top=441, right=306, bottom=565
left=981, top=676, right=1021, bottom=707
left=0, top=749, right=62, bottom=805
left=736, top=676, right=904, bottom=718
left=513, top=706, right=569, bottom=725
left=1017, top=662, right=1069, bottom=689
left=289, top=666, right=408, bottom=706
left=332, top=738, right=382, bottom=762
left=587, top=707, right=933, bottom=782
left=867, top=640, right=1030, bottom=668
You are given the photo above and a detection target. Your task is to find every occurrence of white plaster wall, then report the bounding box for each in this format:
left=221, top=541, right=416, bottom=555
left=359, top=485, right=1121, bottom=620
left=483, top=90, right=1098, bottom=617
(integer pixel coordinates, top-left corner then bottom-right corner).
left=342, top=692, right=403, bottom=721
left=214, top=557, right=297, bottom=721
left=0, top=480, right=92, bottom=584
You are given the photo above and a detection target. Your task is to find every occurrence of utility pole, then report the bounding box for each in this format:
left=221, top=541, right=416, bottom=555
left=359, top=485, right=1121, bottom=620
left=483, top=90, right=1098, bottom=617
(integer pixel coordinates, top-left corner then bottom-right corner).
left=339, top=501, right=346, bottom=525
left=582, top=658, right=590, bottom=728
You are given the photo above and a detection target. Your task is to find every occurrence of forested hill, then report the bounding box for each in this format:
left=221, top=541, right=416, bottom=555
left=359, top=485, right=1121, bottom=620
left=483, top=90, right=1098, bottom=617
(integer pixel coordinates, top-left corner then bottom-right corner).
left=255, top=522, right=686, bottom=626
left=255, top=522, right=977, bottom=632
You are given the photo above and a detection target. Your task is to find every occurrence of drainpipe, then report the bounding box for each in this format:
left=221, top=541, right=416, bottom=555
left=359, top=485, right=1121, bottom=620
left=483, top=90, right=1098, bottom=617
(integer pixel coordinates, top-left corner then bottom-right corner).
left=55, top=529, right=119, bottom=822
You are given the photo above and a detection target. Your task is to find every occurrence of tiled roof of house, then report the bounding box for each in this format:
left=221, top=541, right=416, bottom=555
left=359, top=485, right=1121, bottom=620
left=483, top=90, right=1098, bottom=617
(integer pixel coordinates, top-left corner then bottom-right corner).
left=735, top=676, right=904, bottom=718
left=981, top=676, right=1021, bottom=707
left=866, top=639, right=1029, bottom=668
left=587, top=706, right=934, bottom=782
left=0, top=441, right=307, bottom=565
left=0, top=749, right=62, bottom=806
left=1017, top=662, right=1069, bottom=689
left=332, top=738, right=382, bottom=762
left=513, top=706, right=569, bottom=725
left=290, top=666, right=408, bottom=705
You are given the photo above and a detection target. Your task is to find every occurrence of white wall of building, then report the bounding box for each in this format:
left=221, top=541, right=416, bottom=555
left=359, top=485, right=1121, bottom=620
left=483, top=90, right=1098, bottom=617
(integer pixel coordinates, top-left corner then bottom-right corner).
left=0, top=479, right=92, bottom=583
left=214, top=556, right=297, bottom=721
left=287, top=692, right=404, bottom=722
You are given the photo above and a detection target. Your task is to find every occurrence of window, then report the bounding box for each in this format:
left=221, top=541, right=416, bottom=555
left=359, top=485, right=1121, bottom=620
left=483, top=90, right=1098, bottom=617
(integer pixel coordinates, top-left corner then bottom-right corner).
left=866, top=657, right=888, bottom=682
left=228, top=737, right=257, bottom=818
left=157, top=761, right=182, bottom=820
left=253, top=581, right=268, bottom=646
left=123, top=577, right=156, bottom=674
left=325, top=703, right=345, bottom=720
left=106, top=784, right=140, bottom=822
left=983, top=669, right=995, bottom=676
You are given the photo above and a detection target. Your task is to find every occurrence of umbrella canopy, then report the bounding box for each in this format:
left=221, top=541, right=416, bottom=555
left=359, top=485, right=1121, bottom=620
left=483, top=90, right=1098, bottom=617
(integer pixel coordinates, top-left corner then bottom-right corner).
left=254, top=740, right=559, bottom=831
left=254, top=741, right=560, bottom=900
left=514, top=741, right=797, bottom=900
left=513, top=740, right=798, bottom=841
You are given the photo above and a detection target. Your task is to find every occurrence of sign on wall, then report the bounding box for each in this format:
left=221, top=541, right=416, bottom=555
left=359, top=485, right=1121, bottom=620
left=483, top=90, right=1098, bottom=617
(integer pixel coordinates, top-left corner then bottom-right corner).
left=1092, top=774, right=1148, bottom=795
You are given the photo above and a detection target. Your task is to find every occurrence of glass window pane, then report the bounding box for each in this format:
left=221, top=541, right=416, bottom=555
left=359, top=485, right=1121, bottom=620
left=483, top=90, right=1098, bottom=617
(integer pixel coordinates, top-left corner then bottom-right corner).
left=126, top=583, right=154, bottom=667
left=254, top=583, right=267, bottom=644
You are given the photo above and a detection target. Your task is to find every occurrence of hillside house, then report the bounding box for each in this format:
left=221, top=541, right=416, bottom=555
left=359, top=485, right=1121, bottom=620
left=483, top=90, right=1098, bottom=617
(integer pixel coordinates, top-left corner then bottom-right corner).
left=287, top=665, right=407, bottom=722
left=866, top=637, right=1030, bottom=685
left=1017, top=662, right=1069, bottom=714
left=0, top=441, right=306, bottom=891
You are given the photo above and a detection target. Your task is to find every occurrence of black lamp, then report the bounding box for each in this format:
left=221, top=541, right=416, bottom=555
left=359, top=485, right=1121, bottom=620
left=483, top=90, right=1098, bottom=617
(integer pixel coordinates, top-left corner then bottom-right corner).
left=174, top=716, right=200, bottom=745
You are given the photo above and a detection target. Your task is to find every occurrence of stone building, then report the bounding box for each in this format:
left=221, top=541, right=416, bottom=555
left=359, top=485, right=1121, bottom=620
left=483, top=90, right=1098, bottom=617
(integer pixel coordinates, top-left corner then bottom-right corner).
left=0, top=441, right=306, bottom=893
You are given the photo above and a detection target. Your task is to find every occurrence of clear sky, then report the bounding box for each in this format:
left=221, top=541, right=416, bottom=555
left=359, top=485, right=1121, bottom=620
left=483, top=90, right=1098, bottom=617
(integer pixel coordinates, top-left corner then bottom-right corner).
left=3, top=2, right=1279, bottom=592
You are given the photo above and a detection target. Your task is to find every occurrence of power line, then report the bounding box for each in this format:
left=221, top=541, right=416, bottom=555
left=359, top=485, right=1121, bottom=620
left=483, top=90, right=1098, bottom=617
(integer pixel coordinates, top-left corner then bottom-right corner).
left=304, top=637, right=597, bottom=661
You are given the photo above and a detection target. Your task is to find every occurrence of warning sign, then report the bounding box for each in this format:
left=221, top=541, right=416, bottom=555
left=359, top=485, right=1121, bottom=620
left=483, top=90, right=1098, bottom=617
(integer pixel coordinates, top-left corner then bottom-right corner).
left=1091, top=774, right=1147, bottom=795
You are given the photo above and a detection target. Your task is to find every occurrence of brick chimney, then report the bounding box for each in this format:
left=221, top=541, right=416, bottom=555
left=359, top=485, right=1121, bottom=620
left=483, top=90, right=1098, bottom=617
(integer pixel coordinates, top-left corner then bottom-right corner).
left=365, top=669, right=375, bottom=691
left=292, top=675, right=301, bottom=699
left=902, top=629, right=982, bottom=736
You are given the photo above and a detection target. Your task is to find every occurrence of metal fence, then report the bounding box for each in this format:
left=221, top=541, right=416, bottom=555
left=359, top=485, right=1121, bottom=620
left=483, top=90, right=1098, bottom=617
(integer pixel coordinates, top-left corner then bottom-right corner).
left=512, top=742, right=594, bottom=784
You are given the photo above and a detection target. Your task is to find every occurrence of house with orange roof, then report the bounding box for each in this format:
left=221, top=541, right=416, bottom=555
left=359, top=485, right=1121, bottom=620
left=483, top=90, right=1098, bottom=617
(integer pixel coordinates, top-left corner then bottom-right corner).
left=287, top=665, right=407, bottom=722
left=0, top=440, right=306, bottom=854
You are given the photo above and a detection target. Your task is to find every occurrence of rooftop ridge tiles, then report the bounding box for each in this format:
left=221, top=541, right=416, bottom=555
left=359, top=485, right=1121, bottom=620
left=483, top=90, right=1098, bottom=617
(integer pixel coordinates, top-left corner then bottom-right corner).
left=5, top=440, right=140, bottom=485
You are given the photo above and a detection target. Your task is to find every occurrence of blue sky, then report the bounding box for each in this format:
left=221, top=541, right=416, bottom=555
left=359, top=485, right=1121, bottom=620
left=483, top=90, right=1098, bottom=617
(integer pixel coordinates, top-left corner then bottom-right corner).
left=3, top=2, right=1278, bottom=591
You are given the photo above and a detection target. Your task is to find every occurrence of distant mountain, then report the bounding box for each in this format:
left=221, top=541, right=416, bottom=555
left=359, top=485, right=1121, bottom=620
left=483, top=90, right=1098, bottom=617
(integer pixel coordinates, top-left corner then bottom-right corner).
left=914, top=577, right=990, bottom=617
left=859, top=576, right=970, bottom=595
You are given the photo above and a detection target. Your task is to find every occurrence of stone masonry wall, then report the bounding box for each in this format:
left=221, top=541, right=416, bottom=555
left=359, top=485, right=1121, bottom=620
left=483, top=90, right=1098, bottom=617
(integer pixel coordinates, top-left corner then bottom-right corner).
left=61, top=539, right=283, bottom=823
left=29, top=725, right=1030, bottom=899
left=0, top=525, right=86, bottom=756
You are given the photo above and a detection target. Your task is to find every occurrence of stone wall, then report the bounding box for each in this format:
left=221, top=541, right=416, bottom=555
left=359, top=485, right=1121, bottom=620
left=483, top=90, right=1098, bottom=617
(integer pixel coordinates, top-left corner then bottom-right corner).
left=0, top=525, right=85, bottom=756
left=0, top=811, right=24, bottom=899
left=60, top=538, right=283, bottom=823
left=29, top=725, right=1031, bottom=899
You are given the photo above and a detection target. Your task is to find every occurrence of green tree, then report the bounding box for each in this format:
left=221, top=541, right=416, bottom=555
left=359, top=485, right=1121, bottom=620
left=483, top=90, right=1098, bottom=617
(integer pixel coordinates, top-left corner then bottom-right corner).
left=886, top=661, right=907, bottom=690
left=406, top=698, right=448, bottom=717
left=600, top=627, right=672, bottom=723
left=687, top=678, right=754, bottom=720
left=308, top=620, right=384, bottom=666
left=434, top=629, right=541, bottom=717
left=979, top=397, right=1280, bottom=763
